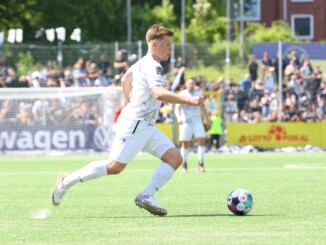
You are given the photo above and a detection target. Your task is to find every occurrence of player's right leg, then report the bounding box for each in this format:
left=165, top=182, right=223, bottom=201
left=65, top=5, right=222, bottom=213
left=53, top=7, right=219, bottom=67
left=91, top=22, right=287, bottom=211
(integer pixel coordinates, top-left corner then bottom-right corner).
left=180, top=141, right=190, bottom=172
left=51, top=160, right=127, bottom=206
left=179, top=123, right=193, bottom=173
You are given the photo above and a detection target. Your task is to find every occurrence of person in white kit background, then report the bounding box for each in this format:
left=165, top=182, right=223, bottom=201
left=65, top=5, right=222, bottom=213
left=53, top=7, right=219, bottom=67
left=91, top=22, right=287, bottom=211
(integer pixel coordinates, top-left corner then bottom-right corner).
left=174, top=78, right=211, bottom=173
left=51, top=24, right=206, bottom=216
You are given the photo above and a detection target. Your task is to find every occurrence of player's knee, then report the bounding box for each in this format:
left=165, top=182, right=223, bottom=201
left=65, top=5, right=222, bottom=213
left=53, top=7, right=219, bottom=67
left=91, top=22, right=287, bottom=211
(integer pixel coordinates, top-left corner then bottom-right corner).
left=161, top=148, right=183, bottom=169
left=170, top=151, right=183, bottom=167
left=108, top=161, right=126, bottom=175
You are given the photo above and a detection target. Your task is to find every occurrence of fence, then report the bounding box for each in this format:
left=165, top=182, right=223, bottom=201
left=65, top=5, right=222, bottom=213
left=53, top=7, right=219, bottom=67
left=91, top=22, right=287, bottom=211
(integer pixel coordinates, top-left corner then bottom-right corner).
left=0, top=41, right=234, bottom=73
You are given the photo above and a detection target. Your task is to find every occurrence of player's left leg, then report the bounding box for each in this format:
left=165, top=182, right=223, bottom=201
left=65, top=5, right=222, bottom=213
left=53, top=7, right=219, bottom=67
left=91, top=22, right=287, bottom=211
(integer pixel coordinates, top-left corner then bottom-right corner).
left=197, top=137, right=206, bottom=172
left=179, top=123, right=193, bottom=172
left=135, top=128, right=182, bottom=216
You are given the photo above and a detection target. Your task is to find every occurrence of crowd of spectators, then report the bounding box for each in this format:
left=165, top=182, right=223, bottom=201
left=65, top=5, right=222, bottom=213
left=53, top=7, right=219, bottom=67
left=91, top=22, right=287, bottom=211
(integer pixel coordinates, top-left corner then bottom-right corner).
left=220, top=50, right=326, bottom=123
left=0, top=49, right=137, bottom=89
left=0, top=50, right=131, bottom=126
left=157, top=51, right=326, bottom=124
left=0, top=50, right=325, bottom=127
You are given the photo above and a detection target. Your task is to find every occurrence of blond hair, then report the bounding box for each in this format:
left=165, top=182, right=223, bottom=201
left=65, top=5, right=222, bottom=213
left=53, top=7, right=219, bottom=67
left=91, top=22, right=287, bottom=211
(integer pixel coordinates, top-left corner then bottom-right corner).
left=146, top=24, right=174, bottom=42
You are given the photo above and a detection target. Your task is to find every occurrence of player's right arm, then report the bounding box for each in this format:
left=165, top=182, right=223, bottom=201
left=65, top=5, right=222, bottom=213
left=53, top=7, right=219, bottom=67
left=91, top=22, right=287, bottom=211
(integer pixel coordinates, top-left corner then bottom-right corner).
left=121, top=68, right=132, bottom=103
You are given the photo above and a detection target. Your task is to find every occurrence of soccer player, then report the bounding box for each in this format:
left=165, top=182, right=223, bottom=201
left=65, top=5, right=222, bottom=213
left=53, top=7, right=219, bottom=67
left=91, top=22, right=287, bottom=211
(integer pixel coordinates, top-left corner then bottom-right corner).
left=51, top=24, right=206, bottom=216
left=174, top=78, right=211, bottom=173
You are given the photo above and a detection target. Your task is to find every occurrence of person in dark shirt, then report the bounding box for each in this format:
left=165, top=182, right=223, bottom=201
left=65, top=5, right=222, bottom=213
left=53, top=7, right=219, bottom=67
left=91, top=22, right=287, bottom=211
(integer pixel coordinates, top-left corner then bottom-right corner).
left=248, top=55, right=258, bottom=82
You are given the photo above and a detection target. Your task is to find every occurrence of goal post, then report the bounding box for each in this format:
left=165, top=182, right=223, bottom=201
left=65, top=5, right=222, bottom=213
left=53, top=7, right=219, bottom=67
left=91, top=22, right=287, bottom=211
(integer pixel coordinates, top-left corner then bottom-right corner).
left=0, top=87, right=123, bottom=154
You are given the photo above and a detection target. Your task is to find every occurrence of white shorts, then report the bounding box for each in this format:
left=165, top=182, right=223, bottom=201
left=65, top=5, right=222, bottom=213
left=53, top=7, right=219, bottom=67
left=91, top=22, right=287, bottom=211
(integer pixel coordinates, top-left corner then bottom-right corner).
left=110, top=118, right=175, bottom=163
left=179, top=120, right=206, bottom=141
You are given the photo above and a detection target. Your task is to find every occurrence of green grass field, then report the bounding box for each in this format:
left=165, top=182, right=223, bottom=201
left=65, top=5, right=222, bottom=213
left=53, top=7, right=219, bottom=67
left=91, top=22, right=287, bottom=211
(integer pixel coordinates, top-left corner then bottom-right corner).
left=1, top=152, right=326, bottom=245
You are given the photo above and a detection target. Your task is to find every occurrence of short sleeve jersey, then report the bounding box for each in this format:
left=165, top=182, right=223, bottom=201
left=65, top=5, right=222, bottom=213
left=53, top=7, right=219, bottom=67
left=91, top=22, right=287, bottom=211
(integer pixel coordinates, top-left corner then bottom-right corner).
left=120, top=54, right=165, bottom=125
left=178, top=89, right=203, bottom=122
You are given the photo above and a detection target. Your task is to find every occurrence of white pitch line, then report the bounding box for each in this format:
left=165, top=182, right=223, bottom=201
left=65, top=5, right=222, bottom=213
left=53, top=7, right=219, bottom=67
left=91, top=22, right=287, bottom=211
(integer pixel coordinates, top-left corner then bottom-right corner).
left=31, top=208, right=50, bottom=219
left=284, top=164, right=326, bottom=169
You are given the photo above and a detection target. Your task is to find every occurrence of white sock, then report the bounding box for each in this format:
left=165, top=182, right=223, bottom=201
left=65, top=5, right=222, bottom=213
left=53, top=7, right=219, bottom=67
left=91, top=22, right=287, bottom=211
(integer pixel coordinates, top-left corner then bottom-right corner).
left=197, top=146, right=205, bottom=164
left=62, top=160, right=108, bottom=188
left=142, top=162, right=175, bottom=196
left=180, top=147, right=188, bottom=163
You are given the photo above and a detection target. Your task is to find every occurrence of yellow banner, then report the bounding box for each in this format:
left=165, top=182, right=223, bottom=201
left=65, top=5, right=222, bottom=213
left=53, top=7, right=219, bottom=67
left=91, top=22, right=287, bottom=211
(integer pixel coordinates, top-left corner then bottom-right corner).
left=227, top=123, right=326, bottom=147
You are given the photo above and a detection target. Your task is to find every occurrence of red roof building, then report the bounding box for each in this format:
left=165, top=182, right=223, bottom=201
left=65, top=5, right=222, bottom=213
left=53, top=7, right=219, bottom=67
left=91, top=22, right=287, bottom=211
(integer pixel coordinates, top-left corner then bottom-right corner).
left=234, top=0, right=326, bottom=41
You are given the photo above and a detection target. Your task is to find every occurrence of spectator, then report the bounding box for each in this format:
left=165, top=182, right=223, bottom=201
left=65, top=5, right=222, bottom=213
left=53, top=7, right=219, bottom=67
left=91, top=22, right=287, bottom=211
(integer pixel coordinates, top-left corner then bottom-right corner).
left=206, top=111, right=223, bottom=152
left=300, top=60, right=312, bottom=80
left=260, top=90, right=270, bottom=119
left=284, top=59, right=297, bottom=82
left=238, top=109, right=250, bottom=123
left=287, top=74, right=302, bottom=104
left=128, top=54, right=138, bottom=67
left=316, top=93, right=326, bottom=121
left=43, top=60, right=55, bottom=81
left=73, top=62, right=88, bottom=87
left=31, top=64, right=47, bottom=87
left=306, top=73, right=321, bottom=103
left=196, top=75, right=210, bottom=91
left=87, top=63, right=103, bottom=86
left=287, top=50, right=300, bottom=67
left=48, top=100, right=64, bottom=125
left=248, top=55, right=258, bottom=82
left=0, top=100, right=13, bottom=124
left=113, top=50, right=128, bottom=77
left=223, top=93, right=238, bottom=122
left=235, top=84, right=247, bottom=112
left=240, top=73, right=252, bottom=98
left=173, top=56, right=186, bottom=90
left=262, top=51, right=272, bottom=67
left=16, top=101, right=33, bottom=125
left=214, top=76, right=226, bottom=92
left=4, top=68, right=19, bottom=88
left=262, top=66, right=275, bottom=94
left=273, top=51, right=286, bottom=81
left=61, top=68, right=74, bottom=87
left=32, top=100, right=50, bottom=124
left=0, top=74, right=6, bottom=88
left=17, top=75, right=29, bottom=88
left=47, top=77, right=59, bottom=87
left=98, top=54, right=111, bottom=75
left=159, top=102, right=173, bottom=123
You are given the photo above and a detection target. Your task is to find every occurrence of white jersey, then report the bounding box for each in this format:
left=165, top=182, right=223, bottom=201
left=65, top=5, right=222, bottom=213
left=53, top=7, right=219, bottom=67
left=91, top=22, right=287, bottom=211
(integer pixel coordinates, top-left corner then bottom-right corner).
left=178, top=89, right=203, bottom=123
left=120, top=54, right=165, bottom=125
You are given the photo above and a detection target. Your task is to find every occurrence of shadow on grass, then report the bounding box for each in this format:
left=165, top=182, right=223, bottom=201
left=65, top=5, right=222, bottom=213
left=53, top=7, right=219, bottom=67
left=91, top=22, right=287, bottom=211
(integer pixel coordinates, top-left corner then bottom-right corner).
left=81, top=213, right=283, bottom=219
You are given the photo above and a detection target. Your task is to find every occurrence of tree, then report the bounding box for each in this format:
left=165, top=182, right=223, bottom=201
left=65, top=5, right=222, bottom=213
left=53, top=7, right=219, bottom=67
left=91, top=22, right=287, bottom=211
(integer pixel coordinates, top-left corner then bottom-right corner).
left=186, top=0, right=227, bottom=43
left=244, top=20, right=297, bottom=43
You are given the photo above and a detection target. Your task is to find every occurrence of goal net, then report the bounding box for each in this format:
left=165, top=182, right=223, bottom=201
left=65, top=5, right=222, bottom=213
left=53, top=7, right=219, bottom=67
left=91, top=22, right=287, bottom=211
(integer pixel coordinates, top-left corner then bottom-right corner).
left=0, top=87, right=123, bottom=155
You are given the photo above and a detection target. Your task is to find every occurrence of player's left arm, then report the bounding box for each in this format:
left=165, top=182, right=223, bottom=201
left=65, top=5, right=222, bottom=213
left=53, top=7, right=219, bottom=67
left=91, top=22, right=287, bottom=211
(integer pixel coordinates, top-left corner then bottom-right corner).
left=201, top=105, right=211, bottom=129
left=121, top=68, right=132, bottom=103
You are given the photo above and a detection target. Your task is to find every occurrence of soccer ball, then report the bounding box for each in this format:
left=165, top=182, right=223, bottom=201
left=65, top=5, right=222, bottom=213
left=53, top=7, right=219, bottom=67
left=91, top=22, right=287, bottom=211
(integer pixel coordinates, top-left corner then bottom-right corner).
left=227, top=188, right=254, bottom=215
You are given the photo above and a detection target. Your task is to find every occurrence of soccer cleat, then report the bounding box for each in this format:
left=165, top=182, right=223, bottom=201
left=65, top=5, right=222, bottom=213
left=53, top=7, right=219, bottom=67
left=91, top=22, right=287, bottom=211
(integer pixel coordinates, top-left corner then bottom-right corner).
left=198, top=165, right=206, bottom=173
left=182, top=167, right=188, bottom=173
left=51, top=172, right=68, bottom=206
left=135, top=194, right=167, bottom=216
